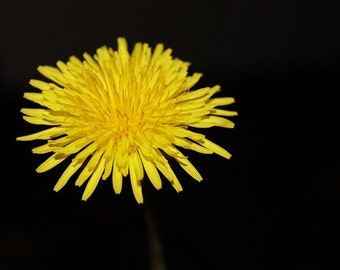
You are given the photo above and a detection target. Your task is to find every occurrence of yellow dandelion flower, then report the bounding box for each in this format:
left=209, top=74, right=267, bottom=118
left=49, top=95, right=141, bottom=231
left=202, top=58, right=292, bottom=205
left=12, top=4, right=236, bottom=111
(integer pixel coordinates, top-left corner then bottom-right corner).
left=17, top=37, right=237, bottom=203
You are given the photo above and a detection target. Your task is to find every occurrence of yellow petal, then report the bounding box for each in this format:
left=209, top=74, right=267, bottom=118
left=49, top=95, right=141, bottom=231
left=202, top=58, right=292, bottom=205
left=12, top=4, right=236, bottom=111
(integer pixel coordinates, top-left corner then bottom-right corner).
left=29, top=79, right=51, bottom=91
left=75, top=150, right=103, bottom=187
left=162, top=145, right=202, bottom=181
left=82, top=157, right=106, bottom=201
left=200, top=138, right=232, bottom=159
left=179, top=158, right=202, bottom=182
left=54, top=159, right=83, bottom=191
left=22, top=116, right=53, bottom=125
left=211, top=109, right=238, bottom=117
left=208, top=97, right=235, bottom=107
left=129, top=155, right=143, bottom=203
left=174, top=137, right=213, bottom=155
left=16, top=127, right=66, bottom=141
left=101, top=139, right=115, bottom=180
left=156, top=161, right=183, bottom=192
left=32, top=142, right=55, bottom=154
left=36, top=153, right=67, bottom=173
left=139, top=150, right=162, bottom=190
left=130, top=151, right=144, bottom=181
left=23, top=92, right=44, bottom=104
left=150, top=43, right=164, bottom=64
left=117, top=37, right=130, bottom=64
left=37, top=65, right=67, bottom=86
left=112, top=158, right=123, bottom=194
left=191, top=116, right=235, bottom=128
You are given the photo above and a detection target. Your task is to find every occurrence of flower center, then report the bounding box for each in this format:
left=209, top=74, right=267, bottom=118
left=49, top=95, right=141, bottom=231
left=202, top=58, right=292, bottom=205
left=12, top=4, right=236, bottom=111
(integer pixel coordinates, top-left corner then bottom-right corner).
left=117, top=111, right=142, bottom=137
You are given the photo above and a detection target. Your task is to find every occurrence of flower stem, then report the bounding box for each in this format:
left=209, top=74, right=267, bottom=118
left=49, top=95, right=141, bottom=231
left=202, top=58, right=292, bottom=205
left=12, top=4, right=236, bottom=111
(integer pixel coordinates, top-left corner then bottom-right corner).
left=144, top=193, right=167, bottom=270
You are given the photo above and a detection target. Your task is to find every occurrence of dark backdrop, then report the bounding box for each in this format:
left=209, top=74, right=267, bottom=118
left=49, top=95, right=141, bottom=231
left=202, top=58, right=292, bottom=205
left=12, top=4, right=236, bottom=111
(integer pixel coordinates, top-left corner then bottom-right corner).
left=1, top=0, right=340, bottom=269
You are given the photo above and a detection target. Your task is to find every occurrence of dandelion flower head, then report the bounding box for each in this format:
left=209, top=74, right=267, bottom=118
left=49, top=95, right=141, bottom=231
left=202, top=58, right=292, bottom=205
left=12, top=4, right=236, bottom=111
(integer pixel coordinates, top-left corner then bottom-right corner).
left=17, top=37, right=237, bottom=203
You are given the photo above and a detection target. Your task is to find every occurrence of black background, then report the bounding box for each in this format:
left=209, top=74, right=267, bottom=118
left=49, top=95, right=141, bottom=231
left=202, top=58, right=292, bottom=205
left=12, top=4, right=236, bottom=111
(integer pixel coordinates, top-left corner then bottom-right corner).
left=1, top=0, right=340, bottom=269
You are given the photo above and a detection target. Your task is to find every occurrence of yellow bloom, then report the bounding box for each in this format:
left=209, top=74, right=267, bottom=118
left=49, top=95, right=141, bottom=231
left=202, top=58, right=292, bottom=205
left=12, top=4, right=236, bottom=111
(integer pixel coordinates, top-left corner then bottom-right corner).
left=17, top=37, right=237, bottom=203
